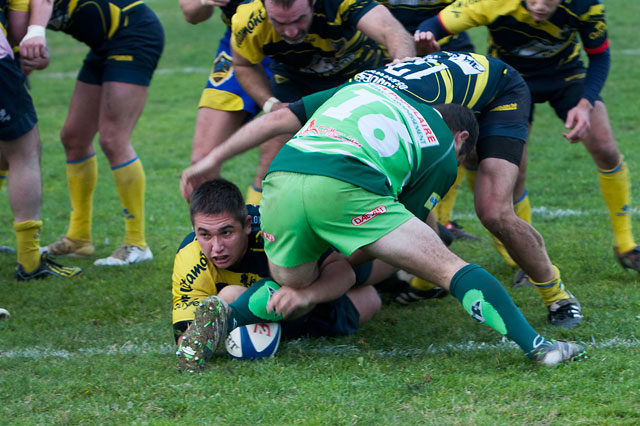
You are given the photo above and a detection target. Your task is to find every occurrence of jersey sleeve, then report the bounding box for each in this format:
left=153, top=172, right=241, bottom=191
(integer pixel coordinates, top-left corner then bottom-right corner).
left=171, top=233, right=217, bottom=326
left=437, top=0, right=504, bottom=35
left=335, top=0, right=380, bottom=26
left=9, top=0, right=29, bottom=12
left=231, top=2, right=269, bottom=64
left=289, top=86, right=342, bottom=124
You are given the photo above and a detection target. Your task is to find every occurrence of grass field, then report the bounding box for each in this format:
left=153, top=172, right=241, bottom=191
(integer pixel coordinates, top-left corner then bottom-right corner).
left=1, top=0, right=640, bottom=424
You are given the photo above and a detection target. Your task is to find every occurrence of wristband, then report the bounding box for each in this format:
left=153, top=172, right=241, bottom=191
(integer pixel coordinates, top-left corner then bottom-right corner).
left=262, top=97, right=280, bottom=113
left=20, top=25, right=46, bottom=45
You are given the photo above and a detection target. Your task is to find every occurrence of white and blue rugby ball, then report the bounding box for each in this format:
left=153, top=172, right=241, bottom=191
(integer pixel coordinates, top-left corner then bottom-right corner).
left=225, top=322, right=281, bottom=360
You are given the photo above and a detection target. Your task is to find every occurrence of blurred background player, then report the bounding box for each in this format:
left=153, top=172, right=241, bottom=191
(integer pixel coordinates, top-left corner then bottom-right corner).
left=415, top=0, right=640, bottom=275
left=174, top=178, right=382, bottom=372
left=0, top=0, right=81, bottom=280
left=178, top=0, right=281, bottom=204
left=30, top=0, right=165, bottom=266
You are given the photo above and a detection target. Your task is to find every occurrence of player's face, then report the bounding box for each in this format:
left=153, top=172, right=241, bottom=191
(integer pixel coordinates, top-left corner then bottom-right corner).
left=193, top=212, right=251, bottom=269
left=525, top=0, right=562, bottom=21
left=265, top=0, right=314, bottom=44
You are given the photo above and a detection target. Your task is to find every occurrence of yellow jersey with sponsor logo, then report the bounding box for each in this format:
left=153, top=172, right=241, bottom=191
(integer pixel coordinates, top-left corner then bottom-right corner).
left=438, top=0, right=608, bottom=77
left=231, top=0, right=387, bottom=78
left=171, top=208, right=269, bottom=325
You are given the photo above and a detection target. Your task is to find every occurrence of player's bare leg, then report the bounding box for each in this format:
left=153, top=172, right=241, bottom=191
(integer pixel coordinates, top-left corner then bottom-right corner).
left=475, top=157, right=552, bottom=281
left=93, top=81, right=152, bottom=265
left=44, top=81, right=101, bottom=257
left=580, top=101, right=639, bottom=272
left=359, top=217, right=584, bottom=364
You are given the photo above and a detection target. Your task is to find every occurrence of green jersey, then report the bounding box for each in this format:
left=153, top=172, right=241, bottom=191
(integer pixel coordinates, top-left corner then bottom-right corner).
left=267, top=82, right=458, bottom=220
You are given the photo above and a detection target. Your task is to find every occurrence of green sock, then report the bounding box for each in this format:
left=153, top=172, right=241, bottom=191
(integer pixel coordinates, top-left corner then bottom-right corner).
left=228, top=278, right=284, bottom=332
left=449, top=264, right=547, bottom=357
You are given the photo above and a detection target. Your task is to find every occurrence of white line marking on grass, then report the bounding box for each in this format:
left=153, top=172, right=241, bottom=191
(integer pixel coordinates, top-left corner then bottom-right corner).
left=455, top=206, right=640, bottom=220
left=1, top=337, right=638, bottom=360
left=621, top=49, right=640, bottom=55
left=38, top=67, right=210, bottom=80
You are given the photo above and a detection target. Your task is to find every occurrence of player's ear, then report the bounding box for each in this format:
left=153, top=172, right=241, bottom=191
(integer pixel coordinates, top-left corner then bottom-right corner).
left=453, top=130, right=471, bottom=162
left=244, top=215, right=252, bottom=235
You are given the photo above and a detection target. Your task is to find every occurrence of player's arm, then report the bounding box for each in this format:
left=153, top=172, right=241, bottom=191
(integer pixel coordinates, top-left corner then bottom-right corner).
left=19, top=0, right=51, bottom=58
left=563, top=7, right=611, bottom=143
left=180, top=107, right=302, bottom=200
left=231, top=46, right=287, bottom=113
left=179, top=0, right=225, bottom=25
left=357, top=4, right=416, bottom=59
left=266, top=252, right=357, bottom=318
left=414, top=0, right=493, bottom=54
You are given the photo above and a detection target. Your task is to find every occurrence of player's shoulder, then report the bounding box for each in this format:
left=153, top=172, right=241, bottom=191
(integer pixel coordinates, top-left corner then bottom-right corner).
left=176, top=231, right=197, bottom=254
left=232, top=0, right=273, bottom=50
left=562, top=0, right=604, bottom=15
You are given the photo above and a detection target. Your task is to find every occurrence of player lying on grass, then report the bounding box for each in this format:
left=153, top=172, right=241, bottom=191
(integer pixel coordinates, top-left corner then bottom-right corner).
left=174, top=178, right=383, bottom=372
left=181, top=82, right=587, bottom=368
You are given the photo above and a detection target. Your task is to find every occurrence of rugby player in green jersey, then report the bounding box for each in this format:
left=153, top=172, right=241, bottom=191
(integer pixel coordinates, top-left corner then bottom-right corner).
left=415, top=0, right=640, bottom=275
left=181, top=80, right=586, bottom=367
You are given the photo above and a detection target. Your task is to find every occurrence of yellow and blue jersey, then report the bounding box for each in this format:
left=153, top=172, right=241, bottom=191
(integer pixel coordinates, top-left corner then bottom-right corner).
left=379, top=0, right=454, bottom=33
left=231, top=0, right=387, bottom=79
left=436, top=0, right=608, bottom=78
left=48, top=0, right=149, bottom=48
left=354, top=51, right=511, bottom=114
left=172, top=210, right=268, bottom=326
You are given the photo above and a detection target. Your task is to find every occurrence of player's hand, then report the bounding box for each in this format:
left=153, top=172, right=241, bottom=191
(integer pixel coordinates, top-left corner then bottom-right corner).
left=414, top=31, right=440, bottom=56
left=20, top=50, right=50, bottom=76
left=180, top=160, right=214, bottom=202
left=563, top=99, right=593, bottom=143
left=266, top=286, right=312, bottom=318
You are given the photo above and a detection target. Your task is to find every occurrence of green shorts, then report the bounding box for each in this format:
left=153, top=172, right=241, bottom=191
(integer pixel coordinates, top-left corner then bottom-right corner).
left=260, top=172, right=414, bottom=268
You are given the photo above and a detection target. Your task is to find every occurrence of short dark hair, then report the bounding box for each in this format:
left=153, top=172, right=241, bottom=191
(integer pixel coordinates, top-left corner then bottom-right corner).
left=189, top=178, right=248, bottom=224
left=433, top=103, right=479, bottom=158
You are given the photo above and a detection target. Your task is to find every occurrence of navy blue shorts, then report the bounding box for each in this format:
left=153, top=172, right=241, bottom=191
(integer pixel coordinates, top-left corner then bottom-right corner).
left=0, top=56, right=37, bottom=141
left=525, top=66, right=599, bottom=122
left=476, top=67, right=531, bottom=166
left=281, top=294, right=360, bottom=339
left=77, top=5, right=164, bottom=86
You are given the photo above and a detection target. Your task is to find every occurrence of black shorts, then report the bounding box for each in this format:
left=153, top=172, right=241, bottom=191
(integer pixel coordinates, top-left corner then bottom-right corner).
left=269, top=64, right=349, bottom=102
left=525, top=66, right=599, bottom=122
left=0, top=56, right=37, bottom=141
left=281, top=294, right=360, bottom=339
left=476, top=67, right=530, bottom=166
left=77, top=5, right=164, bottom=86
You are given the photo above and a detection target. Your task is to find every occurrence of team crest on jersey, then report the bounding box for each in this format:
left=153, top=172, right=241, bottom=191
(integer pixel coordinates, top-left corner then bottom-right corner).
left=210, top=52, right=233, bottom=86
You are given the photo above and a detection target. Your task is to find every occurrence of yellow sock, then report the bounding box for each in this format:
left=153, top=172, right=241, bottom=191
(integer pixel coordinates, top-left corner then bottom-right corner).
left=465, top=167, right=477, bottom=192
left=598, top=159, right=636, bottom=253
left=434, top=165, right=465, bottom=224
left=245, top=184, right=263, bottom=205
left=0, top=169, right=7, bottom=191
left=14, top=220, right=42, bottom=273
left=489, top=190, right=532, bottom=269
left=66, top=154, right=97, bottom=242
left=514, top=190, right=532, bottom=225
left=530, top=265, right=571, bottom=306
left=112, top=157, right=146, bottom=248
left=410, top=276, right=438, bottom=291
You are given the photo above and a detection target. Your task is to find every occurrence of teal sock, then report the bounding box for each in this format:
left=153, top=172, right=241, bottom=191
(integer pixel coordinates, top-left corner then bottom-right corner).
left=449, top=264, right=547, bottom=357
left=227, top=278, right=284, bottom=332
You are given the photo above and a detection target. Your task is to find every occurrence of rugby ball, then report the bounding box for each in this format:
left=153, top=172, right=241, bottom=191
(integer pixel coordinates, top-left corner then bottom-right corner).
left=225, top=322, right=281, bottom=360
